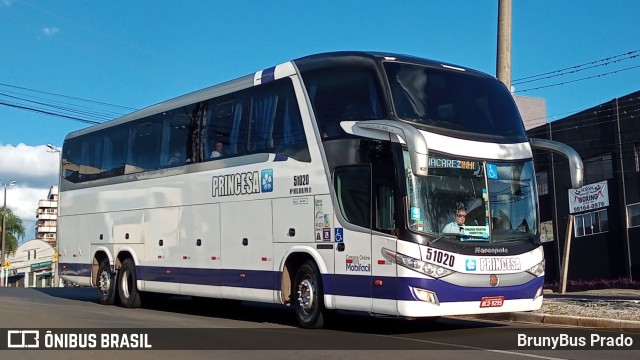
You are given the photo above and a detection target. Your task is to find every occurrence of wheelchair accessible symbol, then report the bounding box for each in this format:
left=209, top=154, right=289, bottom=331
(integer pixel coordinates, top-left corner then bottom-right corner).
left=486, top=163, right=498, bottom=180
left=335, top=228, right=344, bottom=243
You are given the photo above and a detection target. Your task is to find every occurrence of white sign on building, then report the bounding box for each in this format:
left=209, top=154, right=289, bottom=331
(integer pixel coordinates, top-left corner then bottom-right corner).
left=568, top=180, right=609, bottom=214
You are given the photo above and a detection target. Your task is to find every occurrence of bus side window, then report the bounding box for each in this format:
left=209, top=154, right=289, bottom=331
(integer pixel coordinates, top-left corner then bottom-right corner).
left=79, top=134, right=103, bottom=181
left=249, top=78, right=310, bottom=162
left=62, top=138, right=82, bottom=183
left=101, top=125, right=128, bottom=177
left=204, top=96, right=247, bottom=160
left=126, top=120, right=162, bottom=173
left=160, top=107, right=193, bottom=167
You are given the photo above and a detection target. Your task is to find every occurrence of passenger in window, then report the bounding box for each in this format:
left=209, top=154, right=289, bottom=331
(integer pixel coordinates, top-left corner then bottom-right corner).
left=211, top=141, right=224, bottom=158
left=167, top=151, right=184, bottom=166
left=442, top=204, right=466, bottom=234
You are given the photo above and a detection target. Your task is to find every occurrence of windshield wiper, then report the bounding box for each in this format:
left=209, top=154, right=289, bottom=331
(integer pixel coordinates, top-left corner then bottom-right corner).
left=428, top=234, right=448, bottom=246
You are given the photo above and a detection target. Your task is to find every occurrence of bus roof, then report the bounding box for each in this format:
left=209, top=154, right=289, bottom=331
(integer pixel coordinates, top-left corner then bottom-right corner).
left=64, top=51, right=492, bottom=140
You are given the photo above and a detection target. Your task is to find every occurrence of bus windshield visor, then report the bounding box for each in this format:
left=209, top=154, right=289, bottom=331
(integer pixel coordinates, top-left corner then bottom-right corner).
left=403, top=150, right=539, bottom=243
left=384, top=62, right=526, bottom=138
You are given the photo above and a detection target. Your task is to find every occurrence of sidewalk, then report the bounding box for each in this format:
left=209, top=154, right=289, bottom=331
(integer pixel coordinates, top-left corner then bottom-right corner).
left=465, top=288, right=640, bottom=331
left=545, top=288, right=640, bottom=301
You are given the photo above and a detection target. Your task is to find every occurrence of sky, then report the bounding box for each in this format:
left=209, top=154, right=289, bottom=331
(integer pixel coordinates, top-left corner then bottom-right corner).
left=0, top=0, right=639, bottom=239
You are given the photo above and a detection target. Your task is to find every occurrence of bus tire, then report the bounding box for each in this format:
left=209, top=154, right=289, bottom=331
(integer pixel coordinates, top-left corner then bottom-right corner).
left=96, top=258, right=116, bottom=305
left=117, top=258, right=141, bottom=308
left=293, top=260, right=326, bottom=329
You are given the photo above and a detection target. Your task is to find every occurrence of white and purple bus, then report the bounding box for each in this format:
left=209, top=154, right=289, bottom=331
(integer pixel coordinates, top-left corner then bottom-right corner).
left=58, top=52, right=583, bottom=328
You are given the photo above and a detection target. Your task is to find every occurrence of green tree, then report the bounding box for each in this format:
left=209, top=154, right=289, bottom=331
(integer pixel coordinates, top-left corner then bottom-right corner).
left=1, top=208, right=25, bottom=256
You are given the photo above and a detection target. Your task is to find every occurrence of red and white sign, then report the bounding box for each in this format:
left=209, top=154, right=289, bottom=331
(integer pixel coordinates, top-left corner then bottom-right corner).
left=568, top=181, right=609, bottom=214
left=480, top=296, right=504, bottom=308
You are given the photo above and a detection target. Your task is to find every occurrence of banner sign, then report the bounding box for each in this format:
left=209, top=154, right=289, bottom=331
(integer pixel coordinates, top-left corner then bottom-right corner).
left=30, top=261, right=52, bottom=271
left=2, top=328, right=639, bottom=350
left=568, top=181, right=609, bottom=214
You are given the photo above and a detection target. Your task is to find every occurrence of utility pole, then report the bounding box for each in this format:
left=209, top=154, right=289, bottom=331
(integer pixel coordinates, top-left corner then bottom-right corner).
left=1, top=180, right=17, bottom=287
left=496, top=0, right=512, bottom=90
left=47, top=144, right=62, bottom=287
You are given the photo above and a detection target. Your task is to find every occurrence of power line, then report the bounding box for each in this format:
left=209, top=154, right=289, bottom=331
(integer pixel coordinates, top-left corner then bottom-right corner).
left=0, top=92, right=117, bottom=122
left=513, top=49, right=640, bottom=84
left=515, top=64, right=640, bottom=93
left=0, top=82, right=137, bottom=111
left=523, top=96, right=640, bottom=132
left=0, top=89, right=126, bottom=118
left=0, top=100, right=100, bottom=125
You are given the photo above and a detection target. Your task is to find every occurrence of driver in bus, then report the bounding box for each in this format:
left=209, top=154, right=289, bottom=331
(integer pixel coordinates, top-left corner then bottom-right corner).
left=442, top=203, right=466, bottom=234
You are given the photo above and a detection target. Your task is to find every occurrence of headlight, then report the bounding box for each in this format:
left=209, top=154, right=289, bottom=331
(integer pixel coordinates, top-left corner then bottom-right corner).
left=383, top=248, right=454, bottom=278
left=526, top=259, right=545, bottom=276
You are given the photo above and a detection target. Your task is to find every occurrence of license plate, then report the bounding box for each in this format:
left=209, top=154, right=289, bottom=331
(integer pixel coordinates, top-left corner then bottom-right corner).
left=480, top=296, right=504, bottom=308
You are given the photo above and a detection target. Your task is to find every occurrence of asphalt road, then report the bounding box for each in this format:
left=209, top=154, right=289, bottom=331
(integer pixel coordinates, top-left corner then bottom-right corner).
left=0, top=287, right=638, bottom=360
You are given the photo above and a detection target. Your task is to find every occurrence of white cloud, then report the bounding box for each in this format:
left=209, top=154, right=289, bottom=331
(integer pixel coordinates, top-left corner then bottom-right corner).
left=0, top=143, right=59, bottom=238
left=42, top=27, right=60, bottom=37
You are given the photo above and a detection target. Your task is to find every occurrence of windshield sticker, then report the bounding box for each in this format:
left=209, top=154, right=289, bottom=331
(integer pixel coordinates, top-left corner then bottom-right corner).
left=428, top=157, right=477, bottom=170
left=460, top=225, right=490, bottom=240
left=486, top=163, right=498, bottom=179
left=410, top=207, right=421, bottom=220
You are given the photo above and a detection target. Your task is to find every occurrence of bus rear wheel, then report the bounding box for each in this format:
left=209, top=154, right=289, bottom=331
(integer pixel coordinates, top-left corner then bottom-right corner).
left=293, top=260, right=326, bottom=329
left=97, top=258, right=115, bottom=305
left=117, top=258, right=141, bottom=308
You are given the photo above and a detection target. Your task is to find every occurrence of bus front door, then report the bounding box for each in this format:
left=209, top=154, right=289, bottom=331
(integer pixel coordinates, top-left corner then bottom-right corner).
left=332, top=165, right=373, bottom=313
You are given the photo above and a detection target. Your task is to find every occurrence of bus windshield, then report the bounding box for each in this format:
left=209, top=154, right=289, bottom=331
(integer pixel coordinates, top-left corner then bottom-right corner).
left=384, top=61, right=525, bottom=139
left=403, top=150, right=538, bottom=244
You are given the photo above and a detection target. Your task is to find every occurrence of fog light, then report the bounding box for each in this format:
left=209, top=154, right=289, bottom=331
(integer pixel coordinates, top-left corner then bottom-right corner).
left=409, top=286, right=439, bottom=305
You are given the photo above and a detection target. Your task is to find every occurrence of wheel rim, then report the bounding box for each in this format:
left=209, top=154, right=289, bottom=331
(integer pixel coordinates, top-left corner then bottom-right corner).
left=98, top=270, right=111, bottom=296
left=297, top=277, right=315, bottom=315
left=121, top=269, right=131, bottom=299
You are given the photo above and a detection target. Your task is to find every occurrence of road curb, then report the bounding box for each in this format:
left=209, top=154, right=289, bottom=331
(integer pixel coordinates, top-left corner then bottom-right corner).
left=462, top=312, right=640, bottom=331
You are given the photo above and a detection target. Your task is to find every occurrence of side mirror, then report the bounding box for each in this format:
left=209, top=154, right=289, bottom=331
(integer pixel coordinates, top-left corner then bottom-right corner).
left=341, top=120, right=429, bottom=176
left=530, top=138, right=584, bottom=189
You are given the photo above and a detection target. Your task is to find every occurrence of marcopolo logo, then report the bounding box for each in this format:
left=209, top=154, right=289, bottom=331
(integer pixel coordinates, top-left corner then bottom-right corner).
left=212, top=169, right=273, bottom=197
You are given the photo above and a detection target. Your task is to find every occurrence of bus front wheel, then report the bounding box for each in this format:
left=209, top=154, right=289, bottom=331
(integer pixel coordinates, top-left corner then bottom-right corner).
left=293, top=260, right=326, bottom=329
left=117, top=258, right=141, bottom=308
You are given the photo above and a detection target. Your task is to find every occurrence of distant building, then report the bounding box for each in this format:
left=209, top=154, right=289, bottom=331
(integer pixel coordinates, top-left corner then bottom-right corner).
left=527, top=90, right=640, bottom=282
left=35, top=185, right=58, bottom=248
left=4, top=239, right=55, bottom=287
left=513, top=95, right=548, bottom=130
